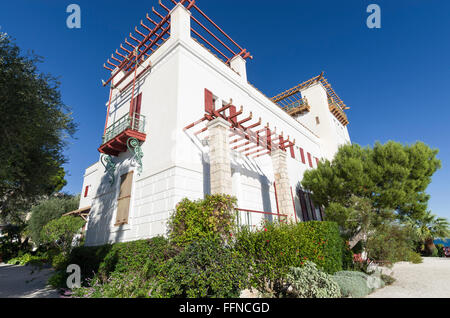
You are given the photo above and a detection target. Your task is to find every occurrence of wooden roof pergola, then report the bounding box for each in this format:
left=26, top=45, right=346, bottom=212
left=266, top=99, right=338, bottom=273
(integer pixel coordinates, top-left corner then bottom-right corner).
left=63, top=206, right=91, bottom=221
left=184, top=89, right=296, bottom=160
left=271, top=72, right=350, bottom=126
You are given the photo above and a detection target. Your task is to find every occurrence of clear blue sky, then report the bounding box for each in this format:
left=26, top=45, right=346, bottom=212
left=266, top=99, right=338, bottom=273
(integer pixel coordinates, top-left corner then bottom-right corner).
left=1, top=0, right=449, bottom=219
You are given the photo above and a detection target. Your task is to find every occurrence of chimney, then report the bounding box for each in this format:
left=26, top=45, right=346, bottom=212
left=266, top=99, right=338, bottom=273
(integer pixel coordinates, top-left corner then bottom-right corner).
left=230, top=55, right=247, bottom=83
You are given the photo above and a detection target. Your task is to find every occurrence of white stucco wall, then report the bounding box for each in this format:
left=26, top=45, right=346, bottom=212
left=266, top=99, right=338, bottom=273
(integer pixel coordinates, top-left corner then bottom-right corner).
left=83, top=5, right=351, bottom=246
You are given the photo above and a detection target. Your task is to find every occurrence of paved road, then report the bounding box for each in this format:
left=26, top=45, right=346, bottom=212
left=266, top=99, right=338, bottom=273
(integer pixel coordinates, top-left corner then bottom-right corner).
left=0, top=263, right=60, bottom=298
left=367, top=257, right=450, bottom=298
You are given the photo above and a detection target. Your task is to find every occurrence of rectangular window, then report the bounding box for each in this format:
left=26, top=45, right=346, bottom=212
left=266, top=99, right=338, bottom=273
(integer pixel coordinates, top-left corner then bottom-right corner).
left=115, top=171, right=134, bottom=226
left=316, top=116, right=320, bottom=125
left=298, top=189, right=307, bottom=221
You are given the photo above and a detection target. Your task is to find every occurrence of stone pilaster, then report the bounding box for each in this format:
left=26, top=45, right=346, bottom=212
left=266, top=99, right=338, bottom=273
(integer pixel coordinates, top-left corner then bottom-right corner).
left=207, top=117, right=232, bottom=195
left=272, top=148, right=296, bottom=222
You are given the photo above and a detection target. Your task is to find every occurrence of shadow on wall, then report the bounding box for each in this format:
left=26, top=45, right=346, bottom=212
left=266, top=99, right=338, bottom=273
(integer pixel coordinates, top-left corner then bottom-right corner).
left=231, top=156, right=274, bottom=223
left=202, top=153, right=211, bottom=196
left=85, top=169, right=126, bottom=246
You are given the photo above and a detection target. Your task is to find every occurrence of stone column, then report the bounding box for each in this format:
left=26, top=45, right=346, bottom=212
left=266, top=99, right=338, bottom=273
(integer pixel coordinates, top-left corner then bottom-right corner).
left=272, top=148, right=296, bottom=222
left=207, top=117, right=232, bottom=195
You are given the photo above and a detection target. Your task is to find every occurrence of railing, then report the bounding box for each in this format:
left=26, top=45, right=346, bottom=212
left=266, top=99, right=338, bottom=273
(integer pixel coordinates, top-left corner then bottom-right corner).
left=328, top=97, right=349, bottom=125
left=283, top=97, right=310, bottom=115
left=235, top=208, right=288, bottom=229
left=102, top=112, right=146, bottom=145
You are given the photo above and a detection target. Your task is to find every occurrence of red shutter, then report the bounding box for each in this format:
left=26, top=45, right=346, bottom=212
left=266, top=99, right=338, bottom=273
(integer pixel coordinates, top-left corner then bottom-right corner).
left=307, top=152, right=313, bottom=168
left=300, top=148, right=306, bottom=164
left=266, top=128, right=272, bottom=150
left=205, top=89, right=214, bottom=114
left=134, top=93, right=142, bottom=115
left=229, top=105, right=237, bottom=125
left=315, top=157, right=319, bottom=167
left=290, top=146, right=295, bottom=159
left=84, top=186, right=89, bottom=198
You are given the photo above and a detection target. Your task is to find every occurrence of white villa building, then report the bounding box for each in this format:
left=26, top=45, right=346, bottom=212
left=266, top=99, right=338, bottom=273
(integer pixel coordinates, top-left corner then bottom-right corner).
left=75, top=1, right=351, bottom=247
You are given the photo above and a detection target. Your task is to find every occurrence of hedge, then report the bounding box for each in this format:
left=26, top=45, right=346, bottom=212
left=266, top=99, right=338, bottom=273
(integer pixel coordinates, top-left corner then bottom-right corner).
left=235, top=221, right=344, bottom=295
left=156, top=238, right=249, bottom=298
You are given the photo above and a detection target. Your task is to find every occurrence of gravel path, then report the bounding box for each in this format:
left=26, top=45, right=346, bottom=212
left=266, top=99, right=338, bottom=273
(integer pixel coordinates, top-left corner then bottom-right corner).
left=367, top=257, right=450, bottom=298
left=0, top=263, right=60, bottom=298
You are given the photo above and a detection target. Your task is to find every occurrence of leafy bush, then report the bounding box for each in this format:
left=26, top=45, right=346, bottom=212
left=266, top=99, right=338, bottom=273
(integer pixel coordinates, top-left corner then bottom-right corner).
left=98, top=237, right=179, bottom=281
left=281, top=262, right=341, bottom=298
left=73, top=271, right=157, bottom=298
left=381, top=274, right=396, bottom=286
left=332, top=274, right=370, bottom=298
left=0, top=224, right=31, bottom=262
left=7, top=253, right=47, bottom=266
left=366, top=223, right=416, bottom=264
left=66, top=244, right=113, bottom=283
left=168, top=195, right=237, bottom=247
left=436, top=244, right=445, bottom=258
left=342, top=242, right=354, bottom=270
left=235, top=221, right=343, bottom=295
left=40, top=216, right=85, bottom=256
left=157, top=238, right=249, bottom=298
left=407, top=251, right=423, bottom=264
left=48, top=271, right=67, bottom=289
left=52, top=253, right=68, bottom=270
left=27, top=196, right=80, bottom=245
left=68, top=237, right=179, bottom=297
left=431, top=247, right=439, bottom=257
left=332, top=271, right=384, bottom=298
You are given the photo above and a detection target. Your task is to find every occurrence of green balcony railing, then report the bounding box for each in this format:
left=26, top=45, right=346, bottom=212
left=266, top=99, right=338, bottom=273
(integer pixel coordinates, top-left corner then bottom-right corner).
left=102, top=112, right=146, bottom=145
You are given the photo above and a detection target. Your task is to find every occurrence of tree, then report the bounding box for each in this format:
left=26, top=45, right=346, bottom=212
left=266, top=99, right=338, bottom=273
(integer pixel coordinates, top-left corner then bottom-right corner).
left=0, top=33, right=76, bottom=223
left=40, top=216, right=85, bottom=256
left=27, top=195, right=80, bottom=245
left=302, top=141, right=441, bottom=249
left=409, top=211, right=450, bottom=255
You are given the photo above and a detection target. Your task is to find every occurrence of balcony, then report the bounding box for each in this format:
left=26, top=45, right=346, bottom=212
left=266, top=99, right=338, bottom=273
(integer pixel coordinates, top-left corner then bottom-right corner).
left=98, top=112, right=147, bottom=157
left=284, top=97, right=311, bottom=117
left=328, top=97, right=349, bottom=126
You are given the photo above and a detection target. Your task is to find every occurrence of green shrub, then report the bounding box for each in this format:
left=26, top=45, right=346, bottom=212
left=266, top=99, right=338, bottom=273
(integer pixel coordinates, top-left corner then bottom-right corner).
left=98, top=237, right=179, bottom=281
left=157, top=238, right=249, bottom=298
left=332, top=270, right=385, bottom=298
left=332, top=274, right=370, bottom=298
left=281, top=262, right=341, bottom=298
left=7, top=253, right=46, bottom=266
left=67, top=237, right=179, bottom=297
left=40, top=216, right=85, bottom=256
left=66, top=244, right=113, bottom=283
left=168, top=195, right=237, bottom=247
left=235, top=221, right=343, bottom=295
left=27, top=195, right=80, bottom=245
left=381, top=274, right=396, bottom=286
left=366, top=223, right=416, bottom=264
left=431, top=247, right=439, bottom=257
left=0, top=224, right=31, bottom=262
left=52, top=253, right=68, bottom=270
left=436, top=244, right=445, bottom=258
left=407, top=251, right=423, bottom=264
left=48, top=270, right=67, bottom=289
left=342, top=242, right=354, bottom=270
left=73, top=271, right=157, bottom=298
